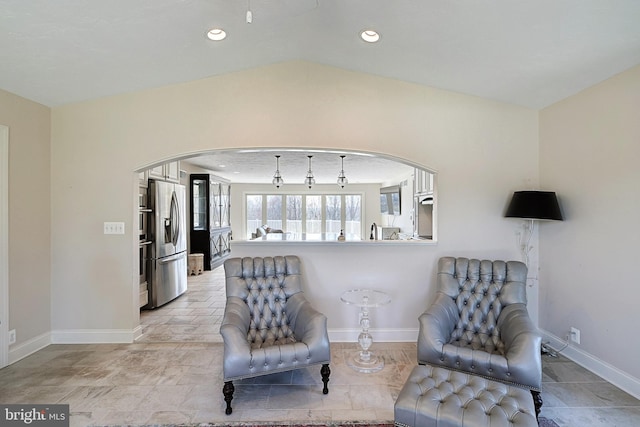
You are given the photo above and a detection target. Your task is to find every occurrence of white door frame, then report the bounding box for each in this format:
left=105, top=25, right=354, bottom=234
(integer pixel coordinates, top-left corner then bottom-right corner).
left=1, top=125, right=9, bottom=368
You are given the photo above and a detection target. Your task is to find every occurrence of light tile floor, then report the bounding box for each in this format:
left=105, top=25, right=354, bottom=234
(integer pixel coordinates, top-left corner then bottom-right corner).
left=137, top=267, right=226, bottom=344
left=1, top=267, right=639, bottom=426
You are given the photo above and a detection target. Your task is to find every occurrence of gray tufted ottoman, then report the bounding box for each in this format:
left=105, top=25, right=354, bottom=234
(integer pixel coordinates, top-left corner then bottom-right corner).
left=395, top=364, right=538, bottom=427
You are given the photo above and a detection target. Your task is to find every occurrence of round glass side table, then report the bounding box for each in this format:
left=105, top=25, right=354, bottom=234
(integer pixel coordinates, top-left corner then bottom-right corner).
left=340, top=289, right=391, bottom=373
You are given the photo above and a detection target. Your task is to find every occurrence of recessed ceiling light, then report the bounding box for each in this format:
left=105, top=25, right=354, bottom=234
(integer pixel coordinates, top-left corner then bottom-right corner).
left=207, top=28, right=227, bottom=41
left=360, top=30, right=380, bottom=43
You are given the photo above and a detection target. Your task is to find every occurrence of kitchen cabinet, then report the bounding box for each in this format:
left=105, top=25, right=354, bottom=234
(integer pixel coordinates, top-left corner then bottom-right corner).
left=414, top=168, right=433, bottom=195
left=138, top=185, right=151, bottom=307
left=413, top=168, right=434, bottom=239
left=149, top=160, right=180, bottom=183
left=138, top=170, right=148, bottom=188
left=189, top=174, right=231, bottom=270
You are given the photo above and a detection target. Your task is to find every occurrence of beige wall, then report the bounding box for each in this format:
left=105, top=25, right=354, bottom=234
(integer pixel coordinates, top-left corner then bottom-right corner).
left=0, top=89, right=51, bottom=349
left=4, top=57, right=639, bottom=390
left=50, top=61, right=539, bottom=337
left=539, top=65, right=640, bottom=379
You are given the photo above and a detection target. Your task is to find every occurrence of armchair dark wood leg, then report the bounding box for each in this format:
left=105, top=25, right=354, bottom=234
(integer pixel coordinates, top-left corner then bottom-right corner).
left=531, top=390, right=543, bottom=421
left=223, top=381, right=235, bottom=415
left=321, top=364, right=330, bottom=394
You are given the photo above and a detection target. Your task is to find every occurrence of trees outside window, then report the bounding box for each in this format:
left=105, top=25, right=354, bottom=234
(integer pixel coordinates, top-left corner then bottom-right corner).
left=325, top=195, right=341, bottom=234
left=306, top=195, right=322, bottom=236
left=246, top=195, right=262, bottom=237
left=266, top=195, right=283, bottom=230
left=345, top=195, right=362, bottom=239
left=246, top=193, right=362, bottom=239
left=286, top=195, right=302, bottom=234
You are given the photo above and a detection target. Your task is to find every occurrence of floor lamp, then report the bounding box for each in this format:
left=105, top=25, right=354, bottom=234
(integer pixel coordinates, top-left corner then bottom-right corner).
left=505, top=190, right=563, bottom=356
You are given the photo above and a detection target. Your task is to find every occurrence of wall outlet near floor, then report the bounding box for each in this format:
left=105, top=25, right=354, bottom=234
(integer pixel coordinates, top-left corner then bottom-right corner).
left=8, top=329, right=16, bottom=345
left=570, top=327, right=581, bottom=344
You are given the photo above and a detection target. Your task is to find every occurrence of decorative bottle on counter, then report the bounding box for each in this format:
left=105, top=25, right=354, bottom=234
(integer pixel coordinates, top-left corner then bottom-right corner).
left=337, top=229, right=346, bottom=241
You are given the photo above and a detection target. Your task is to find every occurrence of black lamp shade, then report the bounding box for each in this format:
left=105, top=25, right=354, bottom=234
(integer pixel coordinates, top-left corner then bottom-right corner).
left=505, top=191, right=563, bottom=221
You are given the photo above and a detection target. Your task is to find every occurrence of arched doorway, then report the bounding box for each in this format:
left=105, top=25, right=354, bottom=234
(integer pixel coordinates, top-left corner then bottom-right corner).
left=133, top=147, right=437, bottom=342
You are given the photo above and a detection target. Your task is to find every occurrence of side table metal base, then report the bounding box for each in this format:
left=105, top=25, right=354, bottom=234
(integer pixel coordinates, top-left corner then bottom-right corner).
left=347, top=350, right=384, bottom=373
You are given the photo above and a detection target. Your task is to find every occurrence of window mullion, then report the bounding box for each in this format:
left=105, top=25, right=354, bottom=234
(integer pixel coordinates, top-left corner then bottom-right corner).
left=282, top=195, right=287, bottom=231
left=262, top=195, right=267, bottom=225
left=321, top=195, right=326, bottom=234
left=341, top=194, right=346, bottom=232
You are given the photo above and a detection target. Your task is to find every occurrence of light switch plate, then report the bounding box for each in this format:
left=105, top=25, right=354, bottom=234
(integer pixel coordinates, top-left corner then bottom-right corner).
left=104, top=222, right=125, bottom=234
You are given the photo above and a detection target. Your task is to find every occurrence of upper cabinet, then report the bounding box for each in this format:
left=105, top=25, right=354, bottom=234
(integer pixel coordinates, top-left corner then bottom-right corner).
left=149, top=160, right=180, bottom=183
left=414, top=168, right=434, bottom=195
left=138, top=170, right=148, bottom=188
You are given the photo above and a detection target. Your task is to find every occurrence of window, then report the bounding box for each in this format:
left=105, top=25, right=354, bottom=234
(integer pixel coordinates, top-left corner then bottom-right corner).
left=246, top=193, right=362, bottom=240
left=286, top=195, right=302, bottom=234
left=325, top=195, right=341, bottom=235
left=306, top=195, right=322, bottom=237
left=345, top=195, right=362, bottom=236
left=266, top=195, right=282, bottom=230
left=246, top=195, right=262, bottom=236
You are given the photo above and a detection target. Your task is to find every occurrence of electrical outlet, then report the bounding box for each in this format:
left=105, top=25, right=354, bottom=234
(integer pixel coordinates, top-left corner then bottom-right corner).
left=570, top=327, right=581, bottom=344
left=8, top=329, right=16, bottom=345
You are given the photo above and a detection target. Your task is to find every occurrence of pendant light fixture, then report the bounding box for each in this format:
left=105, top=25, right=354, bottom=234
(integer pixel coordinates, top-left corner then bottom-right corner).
left=304, top=155, right=315, bottom=189
left=272, top=155, right=284, bottom=188
left=337, top=155, right=348, bottom=188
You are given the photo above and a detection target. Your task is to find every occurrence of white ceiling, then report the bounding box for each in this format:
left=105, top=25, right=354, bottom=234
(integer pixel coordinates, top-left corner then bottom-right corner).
left=2, top=0, right=640, bottom=109
left=184, top=149, right=416, bottom=185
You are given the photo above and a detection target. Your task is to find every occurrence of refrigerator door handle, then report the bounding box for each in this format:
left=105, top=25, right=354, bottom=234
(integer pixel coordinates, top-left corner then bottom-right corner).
left=170, top=191, right=180, bottom=247
left=158, top=251, right=186, bottom=265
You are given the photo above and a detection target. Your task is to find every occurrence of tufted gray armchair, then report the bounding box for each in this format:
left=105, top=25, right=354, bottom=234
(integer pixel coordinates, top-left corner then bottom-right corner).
left=220, top=255, right=331, bottom=415
left=417, top=257, right=543, bottom=417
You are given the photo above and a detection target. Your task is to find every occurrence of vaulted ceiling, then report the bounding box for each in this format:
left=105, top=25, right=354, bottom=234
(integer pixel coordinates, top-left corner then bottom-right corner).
left=2, top=0, right=640, bottom=108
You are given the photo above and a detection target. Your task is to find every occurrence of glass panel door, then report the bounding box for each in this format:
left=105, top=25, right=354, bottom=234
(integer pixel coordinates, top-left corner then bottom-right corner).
left=192, top=179, right=207, bottom=231
left=211, top=182, right=221, bottom=228
left=220, top=184, right=230, bottom=227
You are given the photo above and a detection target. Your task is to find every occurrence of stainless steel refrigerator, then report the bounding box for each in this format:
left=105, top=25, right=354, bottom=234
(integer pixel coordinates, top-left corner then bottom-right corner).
left=146, top=179, right=187, bottom=309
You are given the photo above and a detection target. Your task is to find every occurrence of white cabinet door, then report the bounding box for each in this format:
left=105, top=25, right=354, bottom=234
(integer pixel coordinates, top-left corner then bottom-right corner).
left=148, top=161, right=180, bottom=183
left=165, top=161, right=180, bottom=183
left=138, top=170, right=149, bottom=187
left=148, top=165, right=165, bottom=180
left=414, top=168, right=433, bottom=195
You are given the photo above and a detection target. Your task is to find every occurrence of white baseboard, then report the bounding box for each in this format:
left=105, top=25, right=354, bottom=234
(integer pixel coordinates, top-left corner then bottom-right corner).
left=8, top=332, right=51, bottom=365
left=541, top=329, right=640, bottom=400
left=51, top=329, right=139, bottom=344
left=329, top=328, right=418, bottom=343
left=132, top=325, right=143, bottom=341
left=7, top=327, right=145, bottom=365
